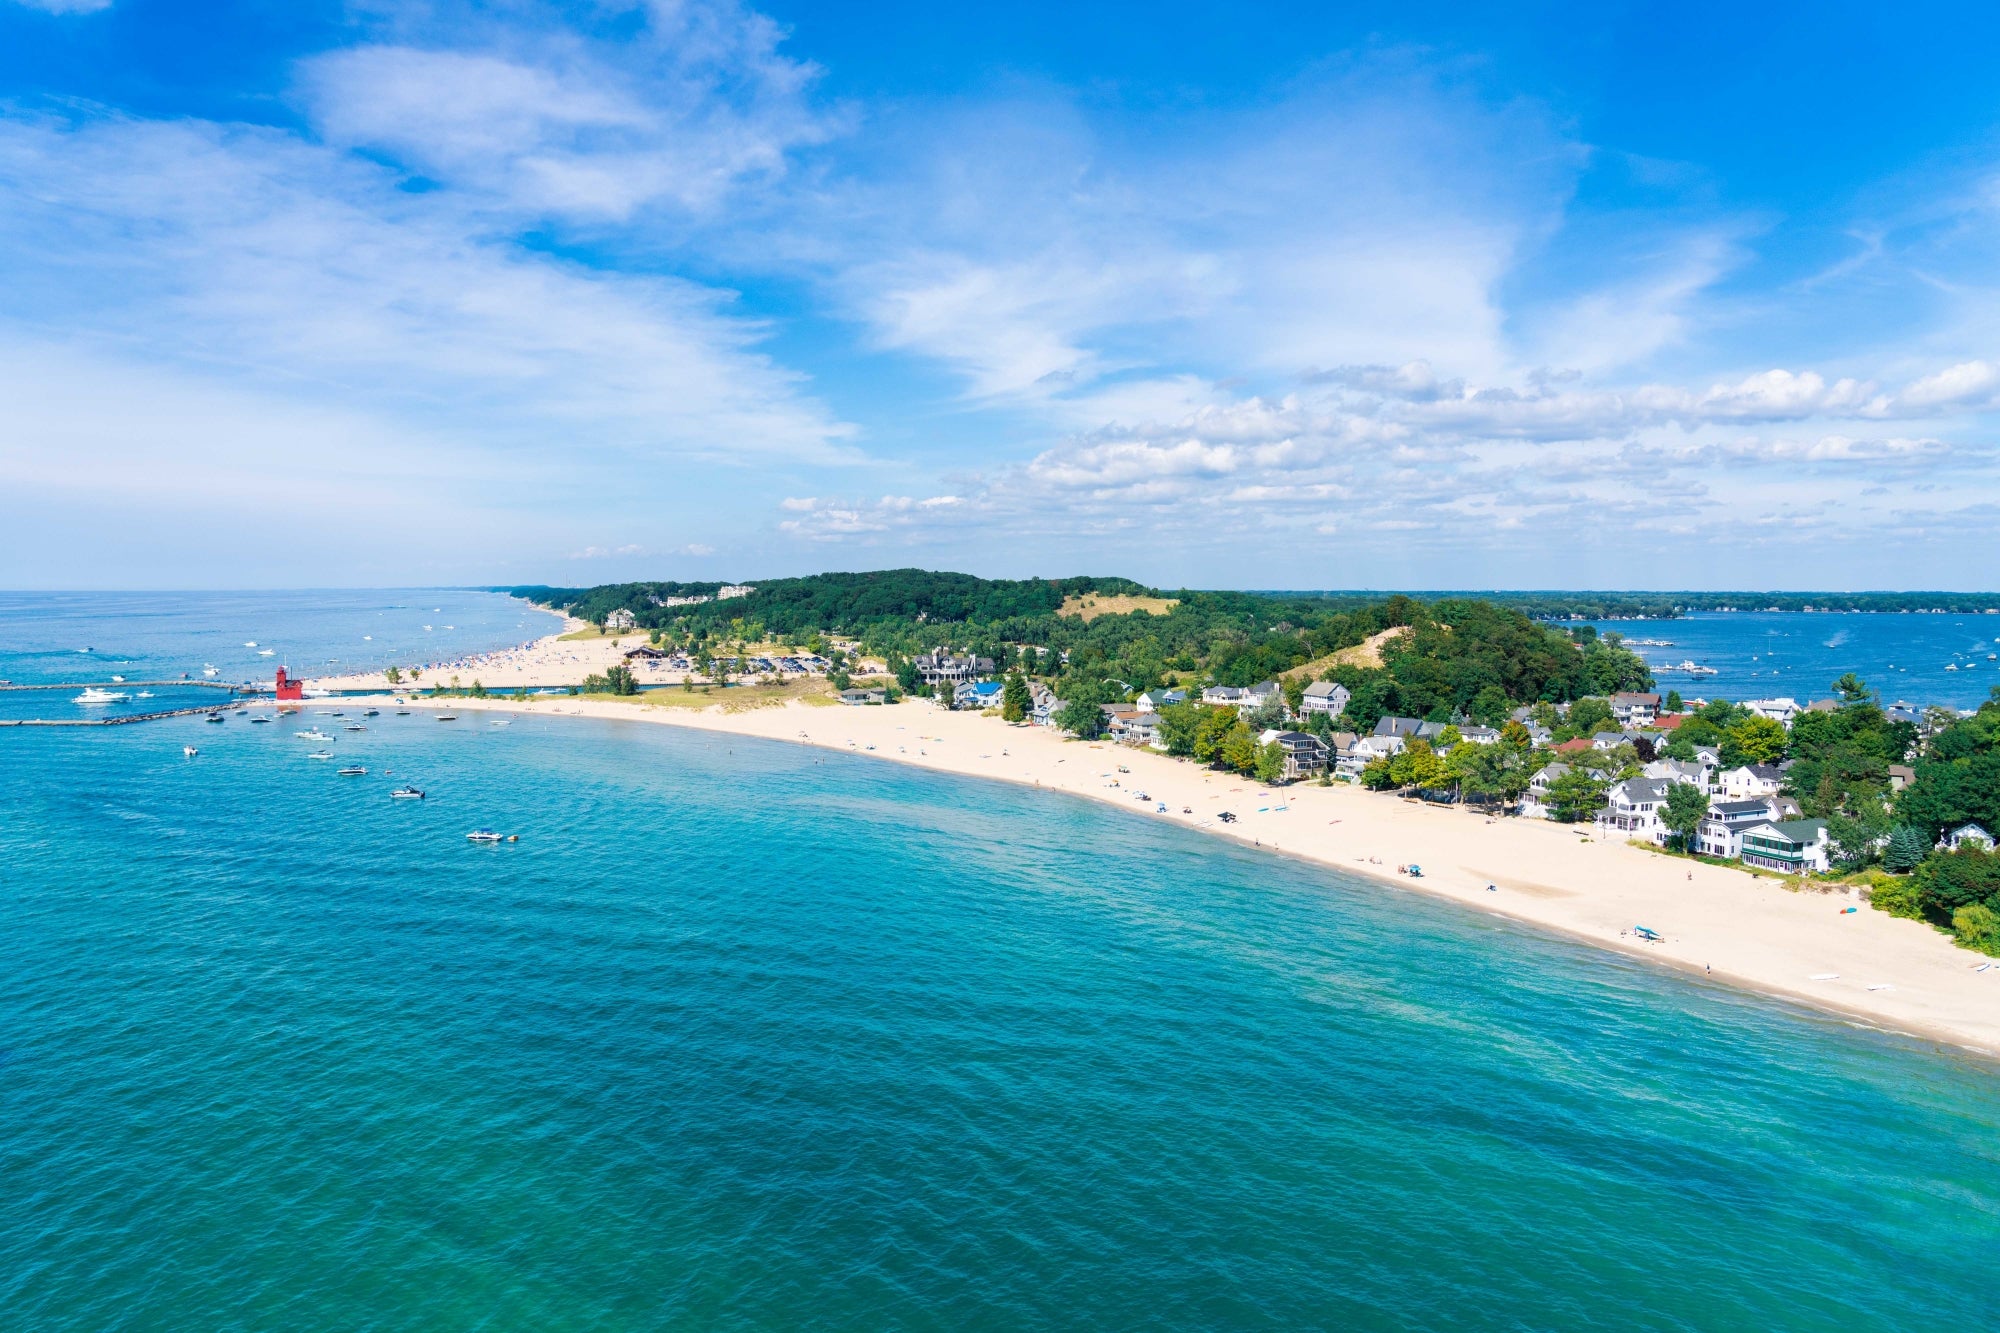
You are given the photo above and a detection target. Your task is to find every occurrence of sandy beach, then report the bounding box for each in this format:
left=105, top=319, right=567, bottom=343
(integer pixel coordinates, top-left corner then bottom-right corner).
left=309, top=618, right=686, bottom=692
left=290, top=688, right=2000, bottom=1058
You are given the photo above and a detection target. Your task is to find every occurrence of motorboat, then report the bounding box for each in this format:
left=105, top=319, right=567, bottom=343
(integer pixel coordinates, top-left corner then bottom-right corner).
left=135, top=691, right=154, bottom=699
left=363, top=709, right=379, bottom=717
left=296, top=729, right=331, bottom=741
left=307, top=750, right=334, bottom=760
left=436, top=714, right=458, bottom=721
left=395, top=710, right=410, bottom=716
left=345, top=724, right=366, bottom=732
left=74, top=687, right=128, bottom=704
left=202, top=665, right=219, bottom=677
left=245, top=641, right=257, bottom=647
left=466, top=829, right=504, bottom=843
left=249, top=716, right=271, bottom=724
left=390, top=787, right=425, bottom=800
left=206, top=712, right=226, bottom=723
left=258, top=649, right=274, bottom=657
left=336, top=765, right=366, bottom=776
left=183, top=745, right=199, bottom=757
left=111, top=674, right=125, bottom=682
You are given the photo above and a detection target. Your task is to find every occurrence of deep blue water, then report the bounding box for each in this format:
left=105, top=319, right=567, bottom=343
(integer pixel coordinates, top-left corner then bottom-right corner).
left=4, top=597, right=2000, bottom=1329
left=0, top=589, right=552, bottom=722
left=1593, top=610, right=2000, bottom=710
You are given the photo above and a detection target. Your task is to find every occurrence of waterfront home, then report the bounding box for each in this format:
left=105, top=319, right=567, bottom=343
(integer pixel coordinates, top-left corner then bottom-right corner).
left=1457, top=725, right=1501, bottom=745
left=1590, top=731, right=1634, bottom=752
left=1643, top=757, right=1711, bottom=789
left=604, top=608, right=638, bottom=631
left=1739, top=818, right=1831, bottom=874
left=1596, top=777, right=1675, bottom=844
left=1941, top=822, right=1996, bottom=852
left=1245, top=680, right=1283, bottom=708
left=1029, top=682, right=1061, bottom=726
left=1696, top=798, right=1787, bottom=859
left=1717, top=764, right=1784, bottom=801
left=838, top=688, right=887, bottom=706
left=1134, top=688, right=1187, bottom=713
left=952, top=679, right=1006, bottom=710
left=1259, top=729, right=1330, bottom=781
left=916, top=649, right=996, bottom=687
left=1340, top=732, right=1402, bottom=779
left=1740, top=697, right=1802, bottom=727
left=1888, top=763, right=1916, bottom=793
left=1611, top=692, right=1661, bottom=727
left=1299, top=680, right=1351, bottom=720
left=1201, top=685, right=1247, bottom=707
left=1522, top=763, right=1571, bottom=819
left=1122, top=713, right=1165, bottom=748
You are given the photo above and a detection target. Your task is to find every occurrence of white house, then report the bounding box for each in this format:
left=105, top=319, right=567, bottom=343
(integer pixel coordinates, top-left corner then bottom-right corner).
left=1740, top=697, right=1802, bottom=727
left=604, top=608, right=637, bottom=631
left=1457, top=725, right=1501, bottom=745
left=1941, top=822, right=1996, bottom=852
left=1643, top=757, right=1712, bottom=789
left=1610, top=692, right=1662, bottom=728
left=1134, top=688, right=1188, bottom=713
left=1259, top=729, right=1330, bottom=781
left=1717, top=764, right=1784, bottom=801
left=1696, top=798, right=1785, bottom=859
left=1201, top=685, right=1247, bottom=707
left=1522, top=763, right=1571, bottom=819
left=1299, top=680, right=1351, bottom=720
left=1595, top=777, right=1675, bottom=844
left=1739, top=818, right=1831, bottom=874
left=1339, top=733, right=1402, bottom=779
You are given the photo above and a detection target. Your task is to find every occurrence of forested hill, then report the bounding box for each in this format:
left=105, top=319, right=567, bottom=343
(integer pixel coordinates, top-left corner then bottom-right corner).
left=509, top=570, right=1655, bottom=725
left=514, top=570, right=1151, bottom=632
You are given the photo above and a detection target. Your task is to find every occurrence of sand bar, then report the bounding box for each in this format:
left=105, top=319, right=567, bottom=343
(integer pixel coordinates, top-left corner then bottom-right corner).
left=293, top=690, right=2000, bottom=1058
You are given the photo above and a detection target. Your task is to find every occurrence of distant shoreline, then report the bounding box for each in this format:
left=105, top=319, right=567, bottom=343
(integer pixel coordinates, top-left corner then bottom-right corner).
left=288, top=689, right=2000, bottom=1063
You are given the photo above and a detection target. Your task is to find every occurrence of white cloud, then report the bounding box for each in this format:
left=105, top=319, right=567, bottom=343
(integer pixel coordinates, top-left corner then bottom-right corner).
left=1897, top=359, right=2000, bottom=410
left=299, top=1, right=837, bottom=221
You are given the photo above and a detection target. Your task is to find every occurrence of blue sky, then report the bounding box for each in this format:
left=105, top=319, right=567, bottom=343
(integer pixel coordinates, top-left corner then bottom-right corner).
left=5, top=1, right=2000, bottom=589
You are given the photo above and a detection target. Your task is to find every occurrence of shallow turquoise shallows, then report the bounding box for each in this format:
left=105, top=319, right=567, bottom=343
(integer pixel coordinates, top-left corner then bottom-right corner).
left=4, top=708, right=1998, bottom=1330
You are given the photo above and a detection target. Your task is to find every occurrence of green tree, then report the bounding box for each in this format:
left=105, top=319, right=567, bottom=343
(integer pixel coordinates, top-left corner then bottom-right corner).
left=384, top=665, right=402, bottom=685
left=1193, top=707, right=1237, bottom=765
left=1220, top=722, right=1261, bottom=775
left=468, top=679, right=488, bottom=698
left=1953, top=902, right=2000, bottom=956
left=1547, top=767, right=1607, bottom=823
left=1659, top=781, right=1709, bottom=851
left=1869, top=874, right=1925, bottom=920
left=1883, top=825, right=1929, bottom=873
left=1913, top=848, right=2000, bottom=917
left=1056, top=698, right=1105, bottom=739
left=1724, top=714, right=1788, bottom=766
left=1361, top=756, right=1395, bottom=790
left=1001, top=671, right=1030, bottom=723
left=1158, top=701, right=1203, bottom=757
left=1469, top=684, right=1513, bottom=728
left=1255, top=740, right=1286, bottom=784
left=1833, top=672, right=1871, bottom=704
left=1282, top=677, right=1306, bottom=716
left=1663, top=689, right=1683, bottom=713
left=1565, top=697, right=1613, bottom=737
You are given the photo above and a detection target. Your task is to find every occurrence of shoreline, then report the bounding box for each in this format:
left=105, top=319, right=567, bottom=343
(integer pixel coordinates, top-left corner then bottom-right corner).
left=298, top=690, right=2000, bottom=1060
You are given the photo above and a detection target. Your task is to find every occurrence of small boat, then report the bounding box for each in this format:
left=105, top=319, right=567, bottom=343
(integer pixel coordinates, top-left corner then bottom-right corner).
left=390, top=787, right=425, bottom=800
left=249, top=716, right=271, bottom=724
left=258, top=649, right=274, bottom=657
left=363, top=709, right=379, bottom=717
left=183, top=745, right=199, bottom=757
left=74, top=687, right=128, bottom=704
left=336, top=765, right=366, bottom=776
left=345, top=724, right=366, bottom=732
left=1947, top=664, right=1960, bottom=671
left=307, top=750, right=334, bottom=760
left=202, top=665, right=218, bottom=677
left=466, top=829, right=504, bottom=843
left=436, top=714, right=458, bottom=722
left=206, top=712, right=226, bottom=723
left=135, top=691, right=154, bottom=699
left=296, top=729, right=331, bottom=741
left=395, top=710, right=410, bottom=716
left=111, top=674, right=126, bottom=682
left=245, top=641, right=257, bottom=647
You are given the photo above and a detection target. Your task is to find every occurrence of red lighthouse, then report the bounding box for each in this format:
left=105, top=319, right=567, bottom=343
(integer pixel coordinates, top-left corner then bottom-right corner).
left=274, top=665, right=304, bottom=701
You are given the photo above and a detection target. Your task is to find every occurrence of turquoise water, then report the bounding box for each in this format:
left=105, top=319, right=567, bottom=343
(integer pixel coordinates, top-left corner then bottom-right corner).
left=1592, top=610, right=2000, bottom=709
left=4, top=698, right=1999, bottom=1329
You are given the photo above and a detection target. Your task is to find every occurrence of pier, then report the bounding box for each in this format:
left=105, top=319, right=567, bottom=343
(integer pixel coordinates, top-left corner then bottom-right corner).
left=0, top=680, right=258, bottom=727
